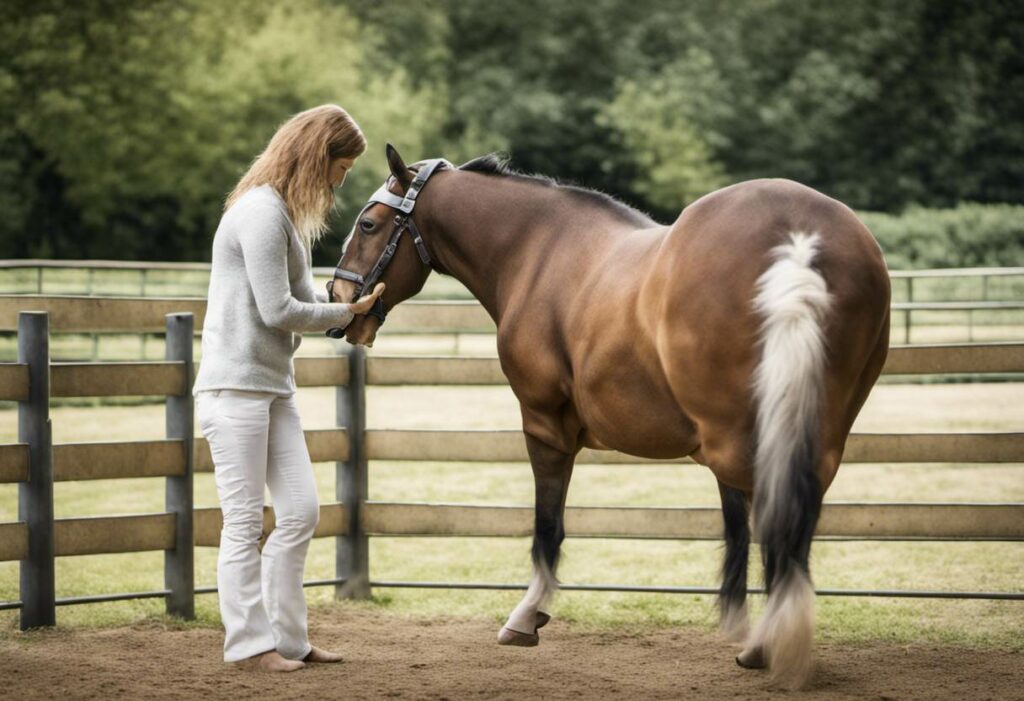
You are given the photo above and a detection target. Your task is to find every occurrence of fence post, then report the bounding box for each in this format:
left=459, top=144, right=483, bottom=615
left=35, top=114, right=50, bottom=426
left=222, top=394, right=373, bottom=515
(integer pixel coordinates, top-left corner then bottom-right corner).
left=336, top=344, right=370, bottom=599
left=18, top=311, right=54, bottom=629
left=164, top=313, right=194, bottom=618
left=905, top=277, right=913, bottom=344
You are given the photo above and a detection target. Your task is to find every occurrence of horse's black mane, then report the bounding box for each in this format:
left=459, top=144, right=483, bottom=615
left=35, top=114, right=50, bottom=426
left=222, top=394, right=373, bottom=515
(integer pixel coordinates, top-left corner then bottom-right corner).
left=459, top=153, right=654, bottom=227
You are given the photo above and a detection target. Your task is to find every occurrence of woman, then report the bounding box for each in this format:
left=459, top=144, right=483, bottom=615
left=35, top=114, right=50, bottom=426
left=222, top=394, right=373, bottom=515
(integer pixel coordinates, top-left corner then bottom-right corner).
left=192, top=104, right=384, bottom=672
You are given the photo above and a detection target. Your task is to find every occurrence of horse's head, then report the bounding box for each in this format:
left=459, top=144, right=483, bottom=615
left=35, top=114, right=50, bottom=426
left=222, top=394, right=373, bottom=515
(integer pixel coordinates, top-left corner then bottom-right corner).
left=329, top=144, right=449, bottom=346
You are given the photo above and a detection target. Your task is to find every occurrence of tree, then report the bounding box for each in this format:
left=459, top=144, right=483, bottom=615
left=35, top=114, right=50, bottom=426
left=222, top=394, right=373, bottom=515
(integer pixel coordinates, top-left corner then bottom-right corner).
left=599, top=49, right=730, bottom=217
left=0, top=0, right=440, bottom=262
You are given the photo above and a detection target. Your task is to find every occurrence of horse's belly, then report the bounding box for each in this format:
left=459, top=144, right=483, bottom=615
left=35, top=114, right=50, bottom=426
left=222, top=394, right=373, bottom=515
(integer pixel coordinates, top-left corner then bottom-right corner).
left=575, top=384, right=700, bottom=460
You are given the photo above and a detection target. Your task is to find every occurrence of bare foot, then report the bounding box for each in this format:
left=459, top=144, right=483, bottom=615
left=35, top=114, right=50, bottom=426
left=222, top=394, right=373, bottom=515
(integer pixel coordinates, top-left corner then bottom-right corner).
left=304, top=645, right=343, bottom=663
left=235, top=650, right=305, bottom=673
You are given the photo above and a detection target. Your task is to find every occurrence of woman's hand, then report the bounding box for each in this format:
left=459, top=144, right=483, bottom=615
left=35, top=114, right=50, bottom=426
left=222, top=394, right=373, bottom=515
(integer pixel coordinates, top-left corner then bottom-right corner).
left=348, top=282, right=385, bottom=315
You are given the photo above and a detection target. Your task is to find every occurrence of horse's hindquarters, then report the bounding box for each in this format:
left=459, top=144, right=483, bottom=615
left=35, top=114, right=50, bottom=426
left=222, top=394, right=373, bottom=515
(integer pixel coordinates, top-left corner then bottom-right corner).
left=638, top=179, right=889, bottom=687
left=642, top=179, right=890, bottom=490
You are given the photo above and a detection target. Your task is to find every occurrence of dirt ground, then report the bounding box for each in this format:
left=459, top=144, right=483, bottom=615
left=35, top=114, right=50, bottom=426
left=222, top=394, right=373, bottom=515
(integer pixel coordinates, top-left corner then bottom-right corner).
left=1, top=607, right=1020, bottom=701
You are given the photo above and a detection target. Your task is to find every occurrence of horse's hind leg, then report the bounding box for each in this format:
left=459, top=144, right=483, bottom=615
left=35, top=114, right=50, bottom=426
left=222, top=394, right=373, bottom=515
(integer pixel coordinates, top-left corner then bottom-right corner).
left=498, top=434, right=574, bottom=646
left=717, top=481, right=751, bottom=642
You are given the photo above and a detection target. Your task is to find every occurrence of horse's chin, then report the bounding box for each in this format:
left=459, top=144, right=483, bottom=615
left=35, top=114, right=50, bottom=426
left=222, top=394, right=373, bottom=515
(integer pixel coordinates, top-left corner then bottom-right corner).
left=345, top=316, right=382, bottom=348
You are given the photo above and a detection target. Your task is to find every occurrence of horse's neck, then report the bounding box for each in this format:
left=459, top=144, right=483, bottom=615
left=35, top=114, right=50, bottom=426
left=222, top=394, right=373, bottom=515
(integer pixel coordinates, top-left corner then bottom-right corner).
left=424, top=176, right=643, bottom=322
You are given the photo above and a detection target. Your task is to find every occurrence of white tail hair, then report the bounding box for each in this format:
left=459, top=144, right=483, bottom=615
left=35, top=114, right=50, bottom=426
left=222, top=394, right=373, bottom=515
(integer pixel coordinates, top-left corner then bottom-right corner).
left=745, top=231, right=830, bottom=689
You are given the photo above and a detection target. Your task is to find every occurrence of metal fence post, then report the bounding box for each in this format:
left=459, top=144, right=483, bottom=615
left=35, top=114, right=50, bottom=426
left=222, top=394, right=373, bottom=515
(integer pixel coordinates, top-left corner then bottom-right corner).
left=164, top=313, right=194, bottom=618
left=336, top=344, right=370, bottom=599
left=905, top=277, right=913, bottom=344
left=18, top=311, right=54, bottom=629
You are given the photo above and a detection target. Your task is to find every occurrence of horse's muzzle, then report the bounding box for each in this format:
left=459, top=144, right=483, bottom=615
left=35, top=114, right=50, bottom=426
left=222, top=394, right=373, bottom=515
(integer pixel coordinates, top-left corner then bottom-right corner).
left=344, top=312, right=382, bottom=347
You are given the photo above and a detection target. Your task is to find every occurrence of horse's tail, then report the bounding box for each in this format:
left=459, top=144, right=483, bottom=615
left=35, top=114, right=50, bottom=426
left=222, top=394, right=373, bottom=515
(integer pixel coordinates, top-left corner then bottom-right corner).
left=745, top=231, right=830, bottom=688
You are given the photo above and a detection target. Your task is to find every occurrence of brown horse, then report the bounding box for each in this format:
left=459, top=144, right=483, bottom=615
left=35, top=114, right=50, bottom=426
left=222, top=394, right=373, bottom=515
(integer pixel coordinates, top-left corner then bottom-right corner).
left=329, top=145, right=891, bottom=688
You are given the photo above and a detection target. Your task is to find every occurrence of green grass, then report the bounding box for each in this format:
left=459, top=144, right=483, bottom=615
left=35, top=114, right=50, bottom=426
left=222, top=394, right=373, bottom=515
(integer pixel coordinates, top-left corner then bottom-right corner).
left=0, top=382, right=1021, bottom=648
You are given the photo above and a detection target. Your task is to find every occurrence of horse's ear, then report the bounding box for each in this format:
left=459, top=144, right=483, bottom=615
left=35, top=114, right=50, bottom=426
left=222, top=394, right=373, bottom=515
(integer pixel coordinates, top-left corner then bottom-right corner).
left=385, top=143, right=413, bottom=190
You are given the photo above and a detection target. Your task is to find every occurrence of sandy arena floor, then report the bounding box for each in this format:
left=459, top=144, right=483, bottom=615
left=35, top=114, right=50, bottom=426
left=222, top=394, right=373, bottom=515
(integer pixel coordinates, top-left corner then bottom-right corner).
left=1, top=606, right=1020, bottom=700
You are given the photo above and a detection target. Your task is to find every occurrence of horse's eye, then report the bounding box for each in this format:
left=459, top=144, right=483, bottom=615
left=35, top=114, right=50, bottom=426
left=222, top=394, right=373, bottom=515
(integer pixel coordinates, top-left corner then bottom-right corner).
left=359, top=219, right=375, bottom=233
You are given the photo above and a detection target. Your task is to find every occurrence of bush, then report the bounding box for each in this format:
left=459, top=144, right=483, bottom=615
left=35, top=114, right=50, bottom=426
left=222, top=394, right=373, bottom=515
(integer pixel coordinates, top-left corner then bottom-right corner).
left=858, top=204, right=1024, bottom=269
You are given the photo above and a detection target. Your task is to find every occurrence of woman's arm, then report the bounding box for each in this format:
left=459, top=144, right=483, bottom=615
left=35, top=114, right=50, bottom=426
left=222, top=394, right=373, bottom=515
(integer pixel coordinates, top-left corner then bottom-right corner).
left=238, top=205, right=355, bottom=333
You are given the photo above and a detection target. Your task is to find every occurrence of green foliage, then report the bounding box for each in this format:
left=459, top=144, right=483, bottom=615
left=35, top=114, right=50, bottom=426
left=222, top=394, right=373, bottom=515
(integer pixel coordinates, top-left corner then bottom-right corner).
left=0, top=0, right=439, bottom=262
left=859, top=204, right=1024, bottom=269
left=598, top=49, right=730, bottom=214
left=1, top=0, right=1022, bottom=265
left=441, top=0, right=644, bottom=201
left=368, top=0, right=1024, bottom=262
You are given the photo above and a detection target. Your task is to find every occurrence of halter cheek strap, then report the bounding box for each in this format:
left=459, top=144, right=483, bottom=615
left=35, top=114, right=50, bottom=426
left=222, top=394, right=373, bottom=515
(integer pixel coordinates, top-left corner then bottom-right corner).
left=325, top=158, right=451, bottom=338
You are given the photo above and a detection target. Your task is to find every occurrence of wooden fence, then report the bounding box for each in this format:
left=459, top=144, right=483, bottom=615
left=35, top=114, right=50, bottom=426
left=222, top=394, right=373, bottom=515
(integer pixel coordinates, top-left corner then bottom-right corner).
left=0, top=296, right=1022, bottom=630
left=3, top=263, right=1024, bottom=347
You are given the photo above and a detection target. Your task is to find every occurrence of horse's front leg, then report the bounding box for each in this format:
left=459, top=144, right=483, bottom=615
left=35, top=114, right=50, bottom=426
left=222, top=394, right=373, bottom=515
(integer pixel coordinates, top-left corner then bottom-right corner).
left=498, top=433, right=575, bottom=646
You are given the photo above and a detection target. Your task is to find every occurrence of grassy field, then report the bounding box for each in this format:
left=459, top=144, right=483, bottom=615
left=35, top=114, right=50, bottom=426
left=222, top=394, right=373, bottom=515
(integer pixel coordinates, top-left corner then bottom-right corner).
left=0, top=378, right=1021, bottom=649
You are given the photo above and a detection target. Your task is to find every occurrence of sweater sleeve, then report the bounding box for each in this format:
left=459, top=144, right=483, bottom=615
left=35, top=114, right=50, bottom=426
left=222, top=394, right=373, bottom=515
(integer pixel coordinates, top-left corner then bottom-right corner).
left=238, top=206, right=355, bottom=333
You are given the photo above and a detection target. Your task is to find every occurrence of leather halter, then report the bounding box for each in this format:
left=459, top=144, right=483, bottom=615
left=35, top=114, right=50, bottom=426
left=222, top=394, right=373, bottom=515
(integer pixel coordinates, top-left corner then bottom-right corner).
left=325, top=158, right=451, bottom=338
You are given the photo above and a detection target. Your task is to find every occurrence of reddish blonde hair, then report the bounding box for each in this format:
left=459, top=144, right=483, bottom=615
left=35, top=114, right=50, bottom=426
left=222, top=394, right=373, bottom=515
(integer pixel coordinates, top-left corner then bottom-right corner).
left=226, top=104, right=366, bottom=248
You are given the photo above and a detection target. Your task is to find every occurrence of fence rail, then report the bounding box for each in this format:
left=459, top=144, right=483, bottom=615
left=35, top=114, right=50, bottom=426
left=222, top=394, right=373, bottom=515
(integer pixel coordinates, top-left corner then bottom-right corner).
left=4, top=294, right=1024, bottom=336
left=0, top=341, right=1022, bottom=399
left=2, top=259, right=1023, bottom=280
left=3, top=262, right=1022, bottom=349
left=2, top=429, right=1021, bottom=486
left=0, top=298, right=1021, bottom=628
left=2, top=500, right=1021, bottom=565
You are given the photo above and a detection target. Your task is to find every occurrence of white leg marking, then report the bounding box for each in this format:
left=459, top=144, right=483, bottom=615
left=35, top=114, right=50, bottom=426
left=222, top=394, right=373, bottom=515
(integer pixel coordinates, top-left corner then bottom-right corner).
left=743, top=569, right=815, bottom=688
left=505, top=570, right=551, bottom=634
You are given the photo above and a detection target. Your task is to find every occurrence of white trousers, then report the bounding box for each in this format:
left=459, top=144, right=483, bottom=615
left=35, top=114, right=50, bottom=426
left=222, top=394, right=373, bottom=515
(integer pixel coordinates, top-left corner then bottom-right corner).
left=195, top=388, right=320, bottom=662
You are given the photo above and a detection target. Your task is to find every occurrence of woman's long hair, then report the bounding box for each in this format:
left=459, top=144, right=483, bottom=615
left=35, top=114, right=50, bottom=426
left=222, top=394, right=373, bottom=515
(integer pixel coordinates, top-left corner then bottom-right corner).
left=226, top=104, right=367, bottom=249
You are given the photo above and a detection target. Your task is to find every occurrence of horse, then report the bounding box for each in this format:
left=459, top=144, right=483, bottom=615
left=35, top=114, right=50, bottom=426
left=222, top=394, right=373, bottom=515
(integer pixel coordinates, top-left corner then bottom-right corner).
left=327, top=144, right=891, bottom=688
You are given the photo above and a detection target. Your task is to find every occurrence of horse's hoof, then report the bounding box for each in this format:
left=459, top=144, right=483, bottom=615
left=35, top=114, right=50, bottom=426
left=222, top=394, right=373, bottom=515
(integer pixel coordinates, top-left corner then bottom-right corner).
left=535, top=610, right=551, bottom=630
left=736, top=645, right=766, bottom=669
left=498, top=626, right=539, bottom=647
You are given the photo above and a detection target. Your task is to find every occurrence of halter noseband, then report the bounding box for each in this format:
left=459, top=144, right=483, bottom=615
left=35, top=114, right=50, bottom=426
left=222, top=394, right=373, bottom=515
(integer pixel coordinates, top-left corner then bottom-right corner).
left=325, top=158, right=451, bottom=338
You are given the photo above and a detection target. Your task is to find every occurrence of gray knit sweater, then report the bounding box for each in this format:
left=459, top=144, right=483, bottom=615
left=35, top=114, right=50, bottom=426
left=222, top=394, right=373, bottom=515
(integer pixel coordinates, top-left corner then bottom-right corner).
left=192, top=184, right=354, bottom=397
